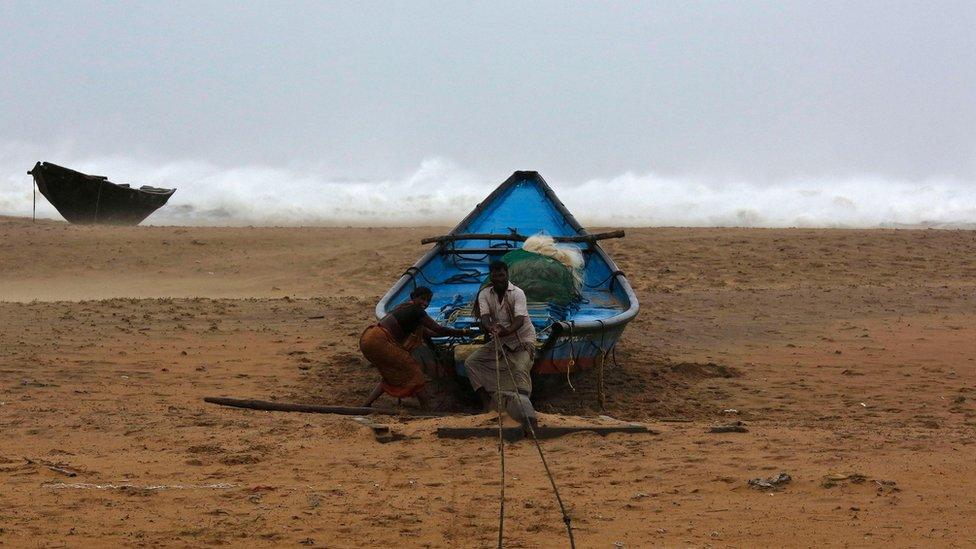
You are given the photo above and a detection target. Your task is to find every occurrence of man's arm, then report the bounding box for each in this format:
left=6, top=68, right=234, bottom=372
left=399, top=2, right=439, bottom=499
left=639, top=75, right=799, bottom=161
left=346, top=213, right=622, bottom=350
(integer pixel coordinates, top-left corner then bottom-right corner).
left=421, top=313, right=472, bottom=337
left=496, top=315, right=526, bottom=338
left=477, top=288, right=498, bottom=335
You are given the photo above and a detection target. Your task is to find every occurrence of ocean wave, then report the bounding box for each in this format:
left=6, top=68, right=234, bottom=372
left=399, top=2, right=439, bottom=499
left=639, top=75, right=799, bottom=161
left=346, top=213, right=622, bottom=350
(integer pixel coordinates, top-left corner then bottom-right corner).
left=2, top=146, right=974, bottom=228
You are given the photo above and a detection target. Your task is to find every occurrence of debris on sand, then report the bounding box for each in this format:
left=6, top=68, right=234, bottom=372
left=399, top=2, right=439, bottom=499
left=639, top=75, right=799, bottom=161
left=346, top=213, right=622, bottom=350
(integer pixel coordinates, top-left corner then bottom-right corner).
left=874, top=479, right=901, bottom=494
left=24, top=457, right=82, bottom=477
left=748, top=472, right=791, bottom=491
left=709, top=421, right=748, bottom=433
left=818, top=472, right=901, bottom=494
left=820, top=472, right=867, bottom=488
left=349, top=416, right=412, bottom=443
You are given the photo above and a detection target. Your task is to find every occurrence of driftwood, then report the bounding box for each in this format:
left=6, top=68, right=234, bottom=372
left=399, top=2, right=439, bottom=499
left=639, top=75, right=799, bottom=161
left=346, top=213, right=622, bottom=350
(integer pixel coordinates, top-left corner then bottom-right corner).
left=436, top=424, right=654, bottom=442
left=421, top=230, right=625, bottom=246
left=204, top=397, right=446, bottom=417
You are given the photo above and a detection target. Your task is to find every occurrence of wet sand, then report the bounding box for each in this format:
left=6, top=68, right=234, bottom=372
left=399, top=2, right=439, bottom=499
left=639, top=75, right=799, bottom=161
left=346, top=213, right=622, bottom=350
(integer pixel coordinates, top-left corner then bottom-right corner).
left=1, top=216, right=975, bottom=547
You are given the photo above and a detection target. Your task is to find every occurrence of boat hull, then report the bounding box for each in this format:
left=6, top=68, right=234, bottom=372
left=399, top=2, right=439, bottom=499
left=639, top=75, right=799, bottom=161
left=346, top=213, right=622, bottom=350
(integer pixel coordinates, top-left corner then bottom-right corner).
left=29, top=162, right=175, bottom=226
left=535, top=323, right=626, bottom=374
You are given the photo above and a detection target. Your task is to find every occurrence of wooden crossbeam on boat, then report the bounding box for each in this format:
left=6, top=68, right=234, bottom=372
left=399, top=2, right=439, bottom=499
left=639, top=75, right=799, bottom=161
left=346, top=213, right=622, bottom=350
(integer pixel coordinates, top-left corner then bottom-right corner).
left=439, top=247, right=598, bottom=256
left=421, top=230, right=624, bottom=245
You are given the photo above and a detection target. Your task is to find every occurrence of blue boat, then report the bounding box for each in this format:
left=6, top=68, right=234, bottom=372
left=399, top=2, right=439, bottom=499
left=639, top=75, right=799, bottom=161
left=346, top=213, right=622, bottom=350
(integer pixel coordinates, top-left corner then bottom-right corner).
left=375, top=171, right=639, bottom=384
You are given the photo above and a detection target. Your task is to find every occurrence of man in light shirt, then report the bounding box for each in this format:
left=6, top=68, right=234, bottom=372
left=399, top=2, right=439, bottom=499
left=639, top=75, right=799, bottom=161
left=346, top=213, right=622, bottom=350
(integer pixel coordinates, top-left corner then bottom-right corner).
left=464, top=260, right=538, bottom=428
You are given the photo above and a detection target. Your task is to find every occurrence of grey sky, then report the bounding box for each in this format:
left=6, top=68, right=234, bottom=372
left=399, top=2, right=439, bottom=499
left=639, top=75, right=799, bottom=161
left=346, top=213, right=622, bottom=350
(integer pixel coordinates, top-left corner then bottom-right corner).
left=1, top=1, right=974, bottom=183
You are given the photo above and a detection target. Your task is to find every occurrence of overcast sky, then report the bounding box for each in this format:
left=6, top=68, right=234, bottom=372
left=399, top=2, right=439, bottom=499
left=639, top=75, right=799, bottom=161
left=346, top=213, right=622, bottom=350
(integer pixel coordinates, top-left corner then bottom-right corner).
left=1, top=1, right=974, bottom=184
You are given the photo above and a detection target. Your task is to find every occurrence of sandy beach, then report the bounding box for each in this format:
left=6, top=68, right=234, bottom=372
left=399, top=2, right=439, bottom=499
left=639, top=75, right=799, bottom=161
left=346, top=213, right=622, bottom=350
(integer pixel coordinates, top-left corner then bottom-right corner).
left=2, top=216, right=975, bottom=547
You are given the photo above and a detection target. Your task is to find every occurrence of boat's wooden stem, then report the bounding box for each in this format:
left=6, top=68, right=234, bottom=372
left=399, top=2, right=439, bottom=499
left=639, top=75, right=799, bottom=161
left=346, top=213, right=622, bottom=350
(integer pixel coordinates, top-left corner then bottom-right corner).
left=421, top=230, right=624, bottom=245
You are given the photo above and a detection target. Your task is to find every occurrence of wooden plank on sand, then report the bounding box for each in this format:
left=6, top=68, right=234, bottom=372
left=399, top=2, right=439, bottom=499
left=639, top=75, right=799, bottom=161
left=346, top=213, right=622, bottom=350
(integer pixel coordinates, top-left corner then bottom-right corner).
left=436, top=424, right=655, bottom=441
left=203, top=397, right=442, bottom=417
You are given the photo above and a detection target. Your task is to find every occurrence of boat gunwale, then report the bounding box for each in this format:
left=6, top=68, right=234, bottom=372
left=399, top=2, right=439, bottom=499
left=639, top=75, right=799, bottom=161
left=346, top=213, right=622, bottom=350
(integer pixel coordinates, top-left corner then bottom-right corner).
left=30, top=161, right=177, bottom=198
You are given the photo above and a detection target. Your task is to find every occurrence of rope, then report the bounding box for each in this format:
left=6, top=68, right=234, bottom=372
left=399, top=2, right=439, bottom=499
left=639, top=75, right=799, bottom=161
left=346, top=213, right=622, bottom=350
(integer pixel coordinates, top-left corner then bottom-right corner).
left=93, top=179, right=104, bottom=223
left=493, top=338, right=506, bottom=549
left=401, top=265, right=484, bottom=286
left=497, top=345, right=576, bottom=549
left=565, top=323, right=576, bottom=392
left=582, top=269, right=625, bottom=290
left=595, top=320, right=606, bottom=410
left=445, top=241, right=492, bottom=262
left=597, top=351, right=606, bottom=411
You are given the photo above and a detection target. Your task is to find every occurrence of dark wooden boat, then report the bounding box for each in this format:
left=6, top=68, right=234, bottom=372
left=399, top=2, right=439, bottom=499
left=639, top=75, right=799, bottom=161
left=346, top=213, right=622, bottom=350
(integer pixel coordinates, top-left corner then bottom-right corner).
left=376, top=171, right=639, bottom=392
left=28, top=161, right=175, bottom=225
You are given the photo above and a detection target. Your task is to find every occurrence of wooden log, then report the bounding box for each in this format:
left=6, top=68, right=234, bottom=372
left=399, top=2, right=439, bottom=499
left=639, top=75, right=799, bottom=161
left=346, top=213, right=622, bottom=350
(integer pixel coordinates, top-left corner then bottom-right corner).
left=436, top=424, right=654, bottom=441
left=439, top=247, right=597, bottom=255
left=421, top=230, right=625, bottom=245
left=204, top=397, right=444, bottom=417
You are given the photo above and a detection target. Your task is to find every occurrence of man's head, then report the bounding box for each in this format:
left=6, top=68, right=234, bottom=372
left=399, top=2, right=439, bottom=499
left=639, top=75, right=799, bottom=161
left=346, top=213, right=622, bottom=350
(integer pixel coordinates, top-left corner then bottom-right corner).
left=410, top=286, right=433, bottom=307
left=488, top=260, right=509, bottom=290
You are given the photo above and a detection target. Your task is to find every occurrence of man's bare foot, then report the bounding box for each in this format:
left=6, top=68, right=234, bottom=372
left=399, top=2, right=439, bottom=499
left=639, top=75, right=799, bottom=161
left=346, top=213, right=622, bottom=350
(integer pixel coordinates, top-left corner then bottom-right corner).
left=362, top=383, right=384, bottom=408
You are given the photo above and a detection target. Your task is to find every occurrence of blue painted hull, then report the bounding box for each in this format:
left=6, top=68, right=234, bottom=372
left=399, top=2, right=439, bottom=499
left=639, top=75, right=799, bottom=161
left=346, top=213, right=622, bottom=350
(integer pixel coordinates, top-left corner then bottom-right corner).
left=376, top=171, right=639, bottom=378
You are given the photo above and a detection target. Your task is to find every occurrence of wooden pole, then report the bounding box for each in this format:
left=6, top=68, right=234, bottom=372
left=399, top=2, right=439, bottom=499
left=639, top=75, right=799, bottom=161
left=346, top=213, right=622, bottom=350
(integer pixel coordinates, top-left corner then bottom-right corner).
left=421, top=230, right=625, bottom=246
left=203, top=396, right=450, bottom=417
left=436, top=424, right=654, bottom=441
left=29, top=169, right=35, bottom=222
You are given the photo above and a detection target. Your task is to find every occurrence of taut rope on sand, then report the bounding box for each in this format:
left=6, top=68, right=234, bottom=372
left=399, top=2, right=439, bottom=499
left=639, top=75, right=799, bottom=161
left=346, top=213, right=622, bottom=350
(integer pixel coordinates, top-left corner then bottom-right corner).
left=493, top=340, right=576, bottom=549
left=493, top=338, right=507, bottom=549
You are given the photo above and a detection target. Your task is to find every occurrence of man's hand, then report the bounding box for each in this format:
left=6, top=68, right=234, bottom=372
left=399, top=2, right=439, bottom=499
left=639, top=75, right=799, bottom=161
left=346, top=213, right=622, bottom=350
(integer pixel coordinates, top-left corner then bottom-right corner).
left=480, top=315, right=494, bottom=337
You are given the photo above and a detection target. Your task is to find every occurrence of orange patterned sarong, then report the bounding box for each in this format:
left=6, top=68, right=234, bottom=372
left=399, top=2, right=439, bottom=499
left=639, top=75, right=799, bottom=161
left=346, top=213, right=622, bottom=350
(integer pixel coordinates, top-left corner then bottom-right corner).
left=359, top=325, right=426, bottom=398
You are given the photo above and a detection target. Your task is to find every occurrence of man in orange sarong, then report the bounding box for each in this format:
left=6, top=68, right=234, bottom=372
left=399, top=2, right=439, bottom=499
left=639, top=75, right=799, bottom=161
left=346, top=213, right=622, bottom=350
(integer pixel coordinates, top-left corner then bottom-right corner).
left=359, top=286, right=473, bottom=409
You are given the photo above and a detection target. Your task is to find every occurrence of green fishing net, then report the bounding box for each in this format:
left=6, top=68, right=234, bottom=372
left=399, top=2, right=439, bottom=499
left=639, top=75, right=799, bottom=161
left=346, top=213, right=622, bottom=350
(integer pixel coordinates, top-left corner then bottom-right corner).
left=495, top=248, right=578, bottom=305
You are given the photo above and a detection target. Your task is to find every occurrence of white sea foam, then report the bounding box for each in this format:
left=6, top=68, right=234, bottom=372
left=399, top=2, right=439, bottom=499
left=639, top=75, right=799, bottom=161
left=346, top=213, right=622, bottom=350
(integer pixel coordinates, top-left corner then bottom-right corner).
left=2, top=143, right=974, bottom=228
